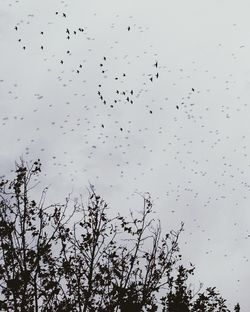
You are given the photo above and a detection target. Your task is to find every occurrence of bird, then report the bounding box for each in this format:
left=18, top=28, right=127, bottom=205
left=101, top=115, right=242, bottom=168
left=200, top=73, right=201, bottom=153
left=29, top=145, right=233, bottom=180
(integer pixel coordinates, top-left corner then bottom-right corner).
left=128, top=26, right=130, bottom=31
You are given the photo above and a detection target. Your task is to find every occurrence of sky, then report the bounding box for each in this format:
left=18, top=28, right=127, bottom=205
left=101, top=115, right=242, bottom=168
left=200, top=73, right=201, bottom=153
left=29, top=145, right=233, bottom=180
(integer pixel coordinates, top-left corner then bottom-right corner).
left=1, top=0, right=250, bottom=309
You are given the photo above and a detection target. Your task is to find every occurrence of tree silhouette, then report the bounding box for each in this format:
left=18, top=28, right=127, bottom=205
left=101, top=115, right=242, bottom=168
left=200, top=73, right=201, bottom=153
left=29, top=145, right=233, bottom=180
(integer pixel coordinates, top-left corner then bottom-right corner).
left=0, top=159, right=240, bottom=311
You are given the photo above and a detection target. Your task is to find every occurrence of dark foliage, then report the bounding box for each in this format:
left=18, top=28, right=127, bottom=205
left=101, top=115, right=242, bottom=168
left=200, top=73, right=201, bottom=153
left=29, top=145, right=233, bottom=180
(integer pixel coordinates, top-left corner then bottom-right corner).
left=0, top=160, right=240, bottom=311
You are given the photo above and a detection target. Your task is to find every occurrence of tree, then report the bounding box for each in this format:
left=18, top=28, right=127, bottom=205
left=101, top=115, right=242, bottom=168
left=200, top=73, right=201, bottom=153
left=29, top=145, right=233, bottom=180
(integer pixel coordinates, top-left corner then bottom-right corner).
left=0, top=159, right=76, bottom=311
left=0, top=159, right=240, bottom=311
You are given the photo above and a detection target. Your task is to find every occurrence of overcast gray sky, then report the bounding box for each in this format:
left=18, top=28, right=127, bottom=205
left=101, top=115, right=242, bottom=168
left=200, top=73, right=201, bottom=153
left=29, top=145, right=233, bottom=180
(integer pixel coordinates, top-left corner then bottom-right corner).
left=1, top=0, right=250, bottom=310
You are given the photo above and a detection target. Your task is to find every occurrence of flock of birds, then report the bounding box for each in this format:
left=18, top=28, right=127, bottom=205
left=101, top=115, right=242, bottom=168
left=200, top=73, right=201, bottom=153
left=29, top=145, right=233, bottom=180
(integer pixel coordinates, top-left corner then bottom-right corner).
left=1, top=2, right=250, bottom=309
